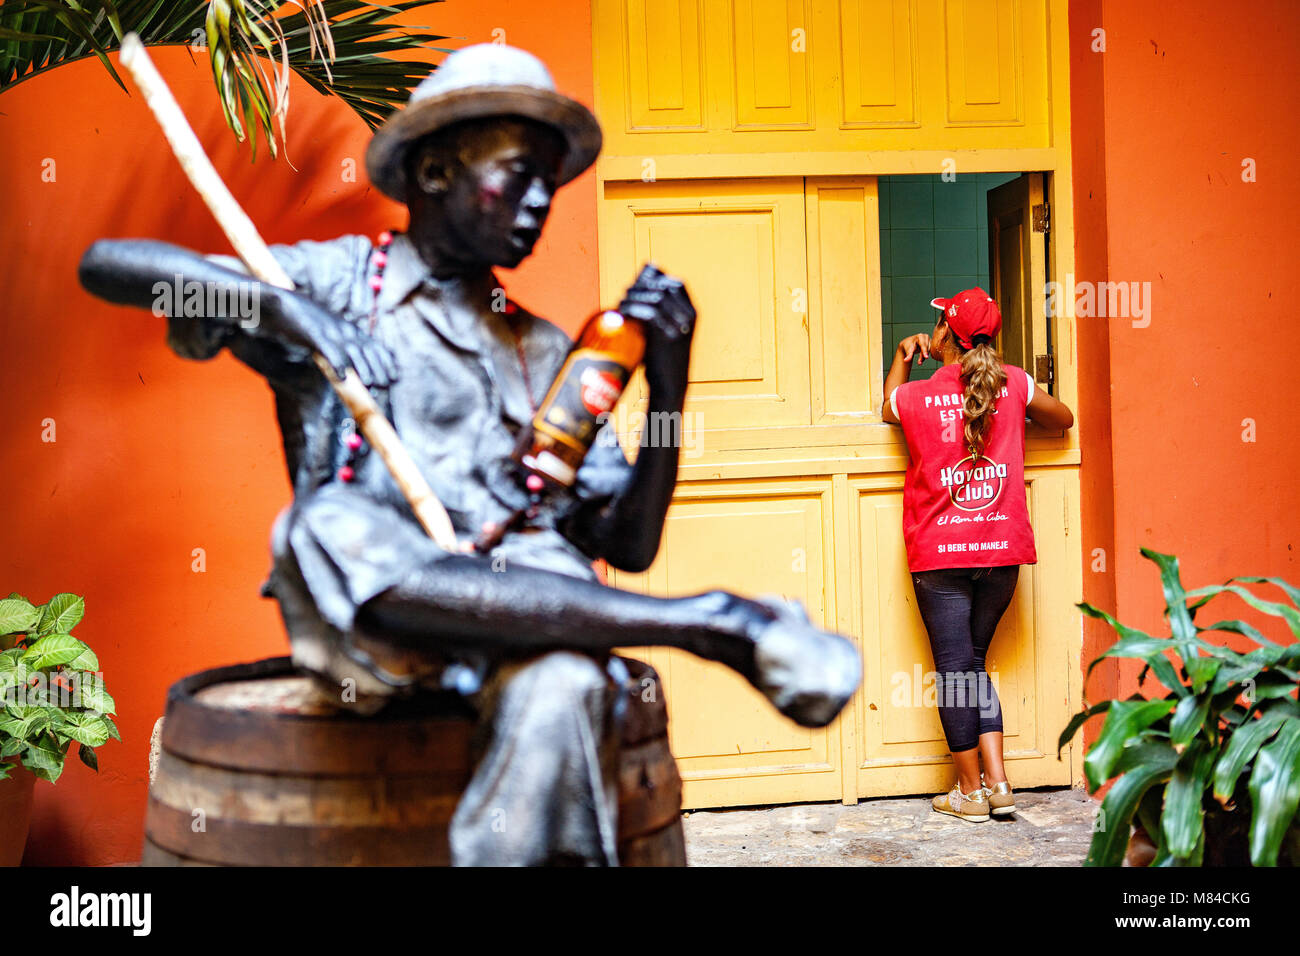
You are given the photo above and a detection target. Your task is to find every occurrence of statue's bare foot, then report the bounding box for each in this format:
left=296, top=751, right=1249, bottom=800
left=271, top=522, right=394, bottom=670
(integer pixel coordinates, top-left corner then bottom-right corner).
left=750, top=598, right=862, bottom=728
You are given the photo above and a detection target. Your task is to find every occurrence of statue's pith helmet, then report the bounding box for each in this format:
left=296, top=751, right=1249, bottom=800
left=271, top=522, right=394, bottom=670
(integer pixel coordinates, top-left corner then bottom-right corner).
left=366, top=43, right=602, bottom=201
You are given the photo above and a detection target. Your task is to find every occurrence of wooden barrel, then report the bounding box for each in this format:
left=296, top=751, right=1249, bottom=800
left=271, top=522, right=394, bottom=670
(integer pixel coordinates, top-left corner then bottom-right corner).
left=614, top=658, right=686, bottom=866
left=142, top=656, right=684, bottom=866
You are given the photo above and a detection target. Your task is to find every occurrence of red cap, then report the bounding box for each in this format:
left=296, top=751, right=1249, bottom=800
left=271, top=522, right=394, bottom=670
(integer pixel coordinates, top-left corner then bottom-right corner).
left=930, top=288, right=1001, bottom=349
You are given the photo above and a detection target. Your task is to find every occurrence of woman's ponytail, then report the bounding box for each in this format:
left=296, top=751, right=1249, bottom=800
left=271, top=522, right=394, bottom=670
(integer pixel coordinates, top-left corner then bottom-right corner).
left=958, top=335, right=1007, bottom=459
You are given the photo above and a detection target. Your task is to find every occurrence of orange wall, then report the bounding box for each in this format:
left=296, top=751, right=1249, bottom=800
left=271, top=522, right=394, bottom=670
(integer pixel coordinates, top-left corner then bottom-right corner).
left=1070, top=0, right=1300, bottom=702
left=0, top=0, right=595, bottom=865
left=1068, top=0, right=1118, bottom=709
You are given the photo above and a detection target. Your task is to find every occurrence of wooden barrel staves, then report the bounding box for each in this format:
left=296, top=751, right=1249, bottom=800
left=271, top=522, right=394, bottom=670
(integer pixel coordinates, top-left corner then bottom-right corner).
left=615, top=657, right=685, bottom=866
left=143, top=656, right=684, bottom=866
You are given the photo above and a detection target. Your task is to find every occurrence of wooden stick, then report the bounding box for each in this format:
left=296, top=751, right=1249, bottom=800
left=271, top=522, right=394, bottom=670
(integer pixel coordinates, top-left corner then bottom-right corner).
left=118, top=33, right=459, bottom=551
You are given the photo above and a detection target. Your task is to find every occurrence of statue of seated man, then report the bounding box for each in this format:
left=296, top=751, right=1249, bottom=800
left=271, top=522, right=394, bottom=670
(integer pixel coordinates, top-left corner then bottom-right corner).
left=78, top=43, right=861, bottom=866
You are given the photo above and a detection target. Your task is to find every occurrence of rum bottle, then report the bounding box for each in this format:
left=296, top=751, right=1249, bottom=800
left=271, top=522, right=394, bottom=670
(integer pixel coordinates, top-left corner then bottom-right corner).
left=517, top=275, right=651, bottom=486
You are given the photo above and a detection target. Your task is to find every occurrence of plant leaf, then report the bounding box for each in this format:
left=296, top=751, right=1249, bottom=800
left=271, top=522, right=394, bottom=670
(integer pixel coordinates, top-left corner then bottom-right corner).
left=1246, top=671, right=1300, bottom=702
left=1079, top=602, right=1190, bottom=696
left=22, top=633, right=91, bottom=670
left=1200, top=617, right=1273, bottom=647
left=77, top=743, right=99, bottom=772
left=0, top=704, right=51, bottom=741
left=100, top=714, right=122, bottom=742
left=1142, top=548, right=1197, bottom=642
left=0, top=597, right=39, bottom=635
left=1170, top=692, right=1211, bottom=748
left=37, top=592, right=84, bottom=635
left=0, top=1, right=444, bottom=159
left=1058, top=699, right=1111, bottom=756
left=65, top=643, right=100, bottom=672
left=1248, top=720, right=1300, bottom=866
left=1086, top=743, right=1178, bottom=866
left=0, top=647, right=27, bottom=680
left=1233, top=575, right=1300, bottom=608
left=1161, top=739, right=1217, bottom=859
left=21, top=732, right=66, bottom=783
left=59, top=712, right=112, bottom=748
left=1214, top=710, right=1290, bottom=801
left=1085, top=698, right=1176, bottom=791
left=1183, top=654, right=1219, bottom=695
left=1188, top=583, right=1300, bottom=642
left=75, top=677, right=115, bottom=715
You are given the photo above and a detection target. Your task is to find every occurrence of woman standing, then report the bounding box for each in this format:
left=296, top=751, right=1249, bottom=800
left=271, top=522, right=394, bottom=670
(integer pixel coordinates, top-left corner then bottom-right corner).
left=882, top=289, right=1074, bottom=822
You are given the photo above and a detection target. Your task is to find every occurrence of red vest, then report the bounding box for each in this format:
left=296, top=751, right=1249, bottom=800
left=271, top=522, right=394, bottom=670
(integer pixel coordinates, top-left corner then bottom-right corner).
left=895, top=363, right=1037, bottom=572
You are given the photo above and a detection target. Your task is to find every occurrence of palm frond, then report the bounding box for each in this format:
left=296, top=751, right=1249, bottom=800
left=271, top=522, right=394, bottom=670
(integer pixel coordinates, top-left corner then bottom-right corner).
left=0, top=0, right=448, bottom=159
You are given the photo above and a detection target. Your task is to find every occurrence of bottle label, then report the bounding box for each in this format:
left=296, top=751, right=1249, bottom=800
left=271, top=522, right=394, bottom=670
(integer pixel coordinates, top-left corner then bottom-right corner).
left=534, top=350, right=630, bottom=452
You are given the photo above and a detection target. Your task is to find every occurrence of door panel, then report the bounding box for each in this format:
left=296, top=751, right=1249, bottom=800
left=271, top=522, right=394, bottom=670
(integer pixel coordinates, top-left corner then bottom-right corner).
left=611, top=479, right=843, bottom=808
left=939, top=0, right=1025, bottom=125
left=838, top=0, right=920, bottom=128
left=805, top=178, right=884, bottom=422
left=623, top=0, right=706, bottom=130
left=732, top=0, right=813, bottom=129
left=602, top=179, right=811, bottom=430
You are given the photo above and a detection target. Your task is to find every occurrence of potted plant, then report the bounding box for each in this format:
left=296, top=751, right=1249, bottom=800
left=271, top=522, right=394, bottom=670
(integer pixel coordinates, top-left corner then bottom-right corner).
left=0, top=592, right=118, bottom=866
left=1060, top=549, right=1300, bottom=866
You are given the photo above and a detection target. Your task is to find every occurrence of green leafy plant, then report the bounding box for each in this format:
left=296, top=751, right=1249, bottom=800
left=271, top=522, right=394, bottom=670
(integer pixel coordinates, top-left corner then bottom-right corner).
left=0, top=0, right=448, bottom=158
left=1060, top=549, right=1300, bottom=866
left=0, top=592, right=118, bottom=784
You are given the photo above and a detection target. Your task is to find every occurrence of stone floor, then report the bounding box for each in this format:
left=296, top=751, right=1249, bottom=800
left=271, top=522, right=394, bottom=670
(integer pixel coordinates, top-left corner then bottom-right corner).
left=682, top=787, right=1098, bottom=866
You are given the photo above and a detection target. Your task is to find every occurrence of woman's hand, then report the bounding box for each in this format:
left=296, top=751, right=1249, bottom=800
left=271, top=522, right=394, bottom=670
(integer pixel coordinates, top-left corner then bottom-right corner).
left=883, top=333, right=932, bottom=422
left=897, top=333, right=932, bottom=365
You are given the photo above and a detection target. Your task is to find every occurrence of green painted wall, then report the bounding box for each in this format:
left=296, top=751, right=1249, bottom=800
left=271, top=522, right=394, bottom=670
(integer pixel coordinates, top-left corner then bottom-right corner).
left=879, top=172, right=1019, bottom=381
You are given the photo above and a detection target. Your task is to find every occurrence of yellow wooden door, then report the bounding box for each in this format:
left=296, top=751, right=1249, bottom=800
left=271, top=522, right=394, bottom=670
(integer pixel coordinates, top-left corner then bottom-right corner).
left=596, top=0, right=1084, bottom=808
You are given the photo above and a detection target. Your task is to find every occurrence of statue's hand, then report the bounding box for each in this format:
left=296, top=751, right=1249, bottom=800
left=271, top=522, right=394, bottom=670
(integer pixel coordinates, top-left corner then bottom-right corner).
left=617, top=265, right=696, bottom=400
left=750, top=597, right=862, bottom=728
left=270, top=293, right=399, bottom=389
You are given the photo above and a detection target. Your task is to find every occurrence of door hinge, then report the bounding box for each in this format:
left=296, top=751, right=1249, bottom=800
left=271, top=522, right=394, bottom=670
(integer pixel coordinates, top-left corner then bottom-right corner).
left=1063, top=494, right=1070, bottom=537
left=1035, top=353, right=1055, bottom=385
left=1032, top=202, right=1050, bottom=233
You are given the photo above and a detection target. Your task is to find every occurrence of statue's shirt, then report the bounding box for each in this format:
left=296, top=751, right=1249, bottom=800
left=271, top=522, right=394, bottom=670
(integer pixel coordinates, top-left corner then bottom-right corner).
left=184, top=234, right=633, bottom=662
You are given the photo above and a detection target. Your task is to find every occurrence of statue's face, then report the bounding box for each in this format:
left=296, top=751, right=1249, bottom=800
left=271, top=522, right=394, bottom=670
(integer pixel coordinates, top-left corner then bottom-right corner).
left=408, top=117, right=566, bottom=270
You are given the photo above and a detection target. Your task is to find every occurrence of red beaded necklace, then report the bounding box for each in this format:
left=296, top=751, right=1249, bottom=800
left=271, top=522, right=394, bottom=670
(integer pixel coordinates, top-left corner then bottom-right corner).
left=339, top=230, right=542, bottom=501
left=366, top=229, right=394, bottom=332
left=337, top=230, right=395, bottom=484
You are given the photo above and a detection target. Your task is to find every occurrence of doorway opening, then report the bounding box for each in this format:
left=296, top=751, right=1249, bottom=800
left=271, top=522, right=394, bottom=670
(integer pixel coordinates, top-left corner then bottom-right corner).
left=878, top=172, right=1021, bottom=384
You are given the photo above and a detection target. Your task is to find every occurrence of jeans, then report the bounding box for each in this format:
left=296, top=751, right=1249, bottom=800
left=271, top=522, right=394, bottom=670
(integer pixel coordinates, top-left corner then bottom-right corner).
left=910, top=565, right=1019, bottom=753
